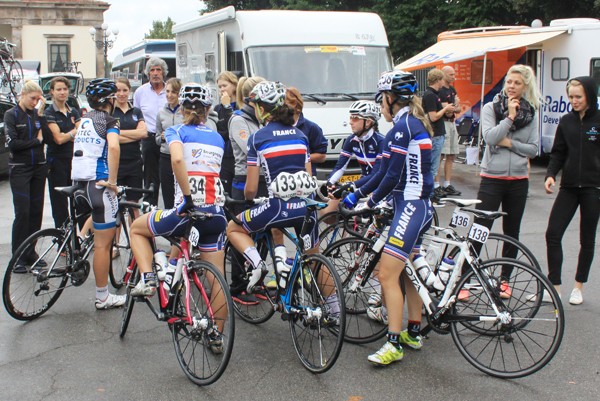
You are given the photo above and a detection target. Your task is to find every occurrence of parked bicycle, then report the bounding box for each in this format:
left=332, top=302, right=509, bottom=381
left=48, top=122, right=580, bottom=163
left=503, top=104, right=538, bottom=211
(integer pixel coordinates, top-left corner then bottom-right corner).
left=0, top=37, right=24, bottom=100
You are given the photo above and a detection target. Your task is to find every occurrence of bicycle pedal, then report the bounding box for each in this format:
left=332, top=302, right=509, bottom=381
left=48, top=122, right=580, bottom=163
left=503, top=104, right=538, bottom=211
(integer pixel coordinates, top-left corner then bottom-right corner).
left=280, top=312, right=291, bottom=321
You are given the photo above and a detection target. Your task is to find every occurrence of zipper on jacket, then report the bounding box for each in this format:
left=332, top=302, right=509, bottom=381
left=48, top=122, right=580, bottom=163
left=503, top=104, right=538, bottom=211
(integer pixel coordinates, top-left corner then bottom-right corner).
left=578, top=118, right=583, bottom=188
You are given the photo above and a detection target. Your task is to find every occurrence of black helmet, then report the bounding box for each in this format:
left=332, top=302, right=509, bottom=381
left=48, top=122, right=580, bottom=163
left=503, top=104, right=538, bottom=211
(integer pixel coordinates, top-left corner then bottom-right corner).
left=178, top=83, right=212, bottom=109
left=85, top=78, right=117, bottom=103
left=376, top=70, right=419, bottom=102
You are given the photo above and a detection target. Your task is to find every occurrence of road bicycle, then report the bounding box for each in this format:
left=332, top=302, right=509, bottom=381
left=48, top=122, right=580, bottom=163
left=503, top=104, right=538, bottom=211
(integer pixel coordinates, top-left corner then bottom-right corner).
left=0, top=37, right=23, bottom=100
left=2, top=185, right=152, bottom=320
left=324, top=203, right=563, bottom=378
left=223, top=195, right=346, bottom=373
left=119, top=205, right=234, bottom=386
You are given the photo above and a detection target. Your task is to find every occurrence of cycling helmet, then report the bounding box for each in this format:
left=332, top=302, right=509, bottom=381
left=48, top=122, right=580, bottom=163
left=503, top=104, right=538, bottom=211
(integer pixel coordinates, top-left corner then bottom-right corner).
left=85, top=78, right=117, bottom=103
left=349, top=100, right=381, bottom=121
left=376, top=70, right=419, bottom=101
left=247, top=81, right=286, bottom=108
left=178, top=83, right=212, bottom=108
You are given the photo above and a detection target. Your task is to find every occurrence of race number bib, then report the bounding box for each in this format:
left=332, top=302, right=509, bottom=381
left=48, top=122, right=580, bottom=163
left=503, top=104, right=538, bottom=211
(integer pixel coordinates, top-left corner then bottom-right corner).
left=189, top=226, right=200, bottom=247
left=188, top=175, right=225, bottom=206
left=450, top=208, right=470, bottom=228
left=468, top=223, right=490, bottom=243
left=270, top=171, right=318, bottom=200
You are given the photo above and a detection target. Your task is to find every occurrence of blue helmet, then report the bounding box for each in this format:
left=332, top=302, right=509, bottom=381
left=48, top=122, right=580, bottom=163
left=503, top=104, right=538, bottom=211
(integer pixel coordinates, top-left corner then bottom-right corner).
left=85, top=78, right=117, bottom=103
left=376, top=70, right=419, bottom=102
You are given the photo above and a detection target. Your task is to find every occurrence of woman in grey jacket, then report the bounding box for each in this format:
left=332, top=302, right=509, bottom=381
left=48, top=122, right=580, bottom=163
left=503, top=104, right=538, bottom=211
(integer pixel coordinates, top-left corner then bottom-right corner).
left=461, top=64, right=540, bottom=300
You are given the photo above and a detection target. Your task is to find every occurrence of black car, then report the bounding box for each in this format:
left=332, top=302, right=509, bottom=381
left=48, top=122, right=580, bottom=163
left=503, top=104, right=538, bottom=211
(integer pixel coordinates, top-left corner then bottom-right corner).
left=0, top=94, right=16, bottom=177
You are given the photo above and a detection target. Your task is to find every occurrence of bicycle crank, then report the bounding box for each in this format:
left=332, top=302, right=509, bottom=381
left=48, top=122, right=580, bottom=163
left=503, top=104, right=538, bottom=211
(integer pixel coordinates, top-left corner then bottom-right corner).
left=71, top=260, right=90, bottom=286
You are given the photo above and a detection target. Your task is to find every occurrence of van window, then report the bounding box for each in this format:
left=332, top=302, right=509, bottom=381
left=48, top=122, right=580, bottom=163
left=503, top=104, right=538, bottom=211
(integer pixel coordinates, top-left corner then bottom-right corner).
left=228, top=51, right=243, bottom=76
left=471, top=60, right=492, bottom=84
left=590, top=58, right=600, bottom=94
left=551, top=58, right=569, bottom=81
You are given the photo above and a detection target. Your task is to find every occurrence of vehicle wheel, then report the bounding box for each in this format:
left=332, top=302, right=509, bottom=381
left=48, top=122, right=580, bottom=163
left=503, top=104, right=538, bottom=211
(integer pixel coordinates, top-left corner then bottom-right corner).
left=324, top=237, right=387, bottom=344
left=3, top=229, right=70, bottom=321
left=450, top=258, right=564, bottom=378
left=171, top=260, right=235, bottom=386
left=288, top=253, right=345, bottom=373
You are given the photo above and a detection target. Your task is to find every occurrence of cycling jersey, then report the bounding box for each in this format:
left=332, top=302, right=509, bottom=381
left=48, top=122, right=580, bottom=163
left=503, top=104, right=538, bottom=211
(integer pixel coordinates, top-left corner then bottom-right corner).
left=247, top=121, right=310, bottom=197
left=165, top=123, right=225, bottom=206
left=71, top=110, right=119, bottom=181
left=328, top=129, right=384, bottom=186
left=355, top=107, right=434, bottom=206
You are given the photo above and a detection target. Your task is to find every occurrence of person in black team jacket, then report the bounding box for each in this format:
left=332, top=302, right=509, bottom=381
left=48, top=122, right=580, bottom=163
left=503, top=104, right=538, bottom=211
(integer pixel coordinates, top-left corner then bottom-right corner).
left=4, top=81, right=47, bottom=272
left=544, top=76, right=600, bottom=305
left=43, top=76, right=81, bottom=228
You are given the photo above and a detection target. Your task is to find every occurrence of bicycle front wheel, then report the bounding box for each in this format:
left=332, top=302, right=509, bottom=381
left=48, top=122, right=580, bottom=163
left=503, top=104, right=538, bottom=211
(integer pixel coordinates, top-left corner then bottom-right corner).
left=8, top=59, right=24, bottom=96
left=171, top=260, right=235, bottom=386
left=3, top=229, right=70, bottom=320
left=324, top=237, right=387, bottom=344
left=288, top=253, right=345, bottom=373
left=450, top=258, right=564, bottom=378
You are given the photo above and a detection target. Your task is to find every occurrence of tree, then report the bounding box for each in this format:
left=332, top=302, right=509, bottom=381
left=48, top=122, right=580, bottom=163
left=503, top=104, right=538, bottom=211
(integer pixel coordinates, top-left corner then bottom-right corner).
left=145, top=17, right=176, bottom=39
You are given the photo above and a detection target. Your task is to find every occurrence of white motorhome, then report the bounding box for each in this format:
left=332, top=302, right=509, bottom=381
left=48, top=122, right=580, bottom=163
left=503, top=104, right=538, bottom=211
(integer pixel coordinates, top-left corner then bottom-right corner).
left=397, top=18, right=600, bottom=155
left=174, top=6, right=393, bottom=179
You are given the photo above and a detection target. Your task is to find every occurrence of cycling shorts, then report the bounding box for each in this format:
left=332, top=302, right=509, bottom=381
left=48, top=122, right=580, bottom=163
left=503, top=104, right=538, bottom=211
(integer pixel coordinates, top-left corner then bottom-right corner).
left=147, top=205, right=226, bottom=252
left=237, top=197, right=319, bottom=249
left=383, top=196, right=433, bottom=262
left=75, top=180, right=118, bottom=230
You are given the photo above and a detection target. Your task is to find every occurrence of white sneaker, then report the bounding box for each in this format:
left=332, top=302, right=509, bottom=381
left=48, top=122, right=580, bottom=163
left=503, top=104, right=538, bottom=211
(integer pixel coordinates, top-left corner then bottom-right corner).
left=246, top=262, right=268, bottom=293
left=130, top=280, right=156, bottom=297
left=95, top=293, right=126, bottom=310
left=367, top=306, right=388, bottom=325
left=569, top=288, right=583, bottom=305
left=368, top=293, right=382, bottom=307
left=526, top=289, right=559, bottom=303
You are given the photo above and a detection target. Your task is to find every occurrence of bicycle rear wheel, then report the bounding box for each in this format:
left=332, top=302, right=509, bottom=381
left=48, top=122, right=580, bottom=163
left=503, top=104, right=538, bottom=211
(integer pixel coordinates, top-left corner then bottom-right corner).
left=223, top=239, right=275, bottom=324
left=450, top=258, right=564, bottom=378
left=8, top=60, right=23, bottom=97
left=110, top=209, right=133, bottom=289
left=324, top=237, right=387, bottom=344
left=288, top=253, right=345, bottom=373
left=171, top=260, right=234, bottom=386
left=119, top=263, right=139, bottom=338
left=3, top=229, right=70, bottom=321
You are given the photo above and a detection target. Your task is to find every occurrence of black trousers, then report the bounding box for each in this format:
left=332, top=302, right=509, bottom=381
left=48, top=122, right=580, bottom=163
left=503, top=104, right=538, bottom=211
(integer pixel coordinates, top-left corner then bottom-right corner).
left=10, top=163, right=47, bottom=254
left=117, top=158, right=144, bottom=202
left=546, top=187, right=600, bottom=285
left=159, top=153, right=175, bottom=209
left=47, top=157, right=71, bottom=228
left=142, top=136, right=161, bottom=206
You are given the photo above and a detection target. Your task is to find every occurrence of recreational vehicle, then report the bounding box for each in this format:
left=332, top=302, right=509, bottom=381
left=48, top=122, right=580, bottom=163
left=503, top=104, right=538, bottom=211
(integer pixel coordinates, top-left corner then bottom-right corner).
left=397, top=18, right=600, bottom=155
left=173, top=6, right=393, bottom=178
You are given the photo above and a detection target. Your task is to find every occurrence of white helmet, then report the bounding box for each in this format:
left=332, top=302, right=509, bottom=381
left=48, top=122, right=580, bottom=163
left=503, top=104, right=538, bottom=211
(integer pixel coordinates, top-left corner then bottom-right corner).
left=349, top=100, right=381, bottom=121
left=179, top=83, right=212, bottom=109
left=247, top=81, right=286, bottom=108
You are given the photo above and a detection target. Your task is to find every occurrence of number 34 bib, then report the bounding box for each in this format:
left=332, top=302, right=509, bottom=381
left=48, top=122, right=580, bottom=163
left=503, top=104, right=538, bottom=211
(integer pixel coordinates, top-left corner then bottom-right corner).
left=188, top=174, right=225, bottom=206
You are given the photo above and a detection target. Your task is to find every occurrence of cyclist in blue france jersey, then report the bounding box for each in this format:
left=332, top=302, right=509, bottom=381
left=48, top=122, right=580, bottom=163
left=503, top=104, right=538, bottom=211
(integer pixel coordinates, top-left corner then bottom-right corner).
left=226, top=81, right=319, bottom=293
left=321, top=100, right=384, bottom=216
left=71, top=78, right=124, bottom=309
left=129, top=83, right=227, bottom=299
left=345, top=71, right=435, bottom=365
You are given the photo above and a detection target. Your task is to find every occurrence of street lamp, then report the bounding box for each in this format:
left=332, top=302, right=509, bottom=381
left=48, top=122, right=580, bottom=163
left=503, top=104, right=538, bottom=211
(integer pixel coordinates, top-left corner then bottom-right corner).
left=89, top=23, right=119, bottom=78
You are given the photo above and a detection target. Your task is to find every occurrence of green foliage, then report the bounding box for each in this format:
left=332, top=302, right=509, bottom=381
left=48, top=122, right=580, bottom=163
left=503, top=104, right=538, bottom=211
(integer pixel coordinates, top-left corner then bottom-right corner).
left=145, top=17, right=176, bottom=39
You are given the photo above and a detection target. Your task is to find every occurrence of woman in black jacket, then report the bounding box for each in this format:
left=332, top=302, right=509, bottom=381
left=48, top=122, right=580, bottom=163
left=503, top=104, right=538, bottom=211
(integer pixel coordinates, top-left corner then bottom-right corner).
left=4, top=80, right=46, bottom=272
left=544, top=76, right=600, bottom=305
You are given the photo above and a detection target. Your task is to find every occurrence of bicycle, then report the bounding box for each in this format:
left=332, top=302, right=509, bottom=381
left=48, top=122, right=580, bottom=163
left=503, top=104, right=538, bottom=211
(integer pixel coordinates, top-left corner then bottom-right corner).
left=119, top=206, right=235, bottom=386
left=328, top=204, right=563, bottom=378
left=0, top=37, right=24, bottom=100
left=2, top=185, right=152, bottom=320
left=223, top=195, right=346, bottom=373
left=63, top=61, right=85, bottom=94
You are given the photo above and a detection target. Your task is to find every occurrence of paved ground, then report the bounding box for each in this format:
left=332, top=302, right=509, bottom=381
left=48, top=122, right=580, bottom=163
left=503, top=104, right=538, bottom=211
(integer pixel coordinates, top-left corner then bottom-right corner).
left=0, top=159, right=599, bottom=401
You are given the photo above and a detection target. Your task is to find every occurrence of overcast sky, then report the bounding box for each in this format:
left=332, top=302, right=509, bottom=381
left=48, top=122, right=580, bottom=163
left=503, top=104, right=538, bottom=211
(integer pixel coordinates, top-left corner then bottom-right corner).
left=103, top=0, right=205, bottom=60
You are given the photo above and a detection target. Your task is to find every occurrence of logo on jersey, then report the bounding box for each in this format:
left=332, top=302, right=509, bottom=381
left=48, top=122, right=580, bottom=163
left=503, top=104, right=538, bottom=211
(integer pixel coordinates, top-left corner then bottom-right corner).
left=192, top=149, right=202, bottom=158
left=392, top=202, right=416, bottom=241
left=395, top=132, right=404, bottom=141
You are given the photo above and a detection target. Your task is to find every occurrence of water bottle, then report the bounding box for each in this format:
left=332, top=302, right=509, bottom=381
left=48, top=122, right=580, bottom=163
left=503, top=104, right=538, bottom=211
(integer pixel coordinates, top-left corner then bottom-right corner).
left=438, top=257, right=455, bottom=287
left=161, top=258, right=177, bottom=293
left=169, top=258, right=184, bottom=296
left=154, top=251, right=168, bottom=280
left=274, top=245, right=291, bottom=289
left=413, top=255, right=444, bottom=291
left=424, top=241, right=442, bottom=268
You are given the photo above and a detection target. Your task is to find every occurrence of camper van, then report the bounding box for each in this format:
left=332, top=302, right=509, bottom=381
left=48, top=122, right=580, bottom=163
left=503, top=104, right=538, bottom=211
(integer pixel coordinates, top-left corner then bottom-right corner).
left=397, top=18, right=600, bottom=156
left=173, top=6, right=393, bottom=179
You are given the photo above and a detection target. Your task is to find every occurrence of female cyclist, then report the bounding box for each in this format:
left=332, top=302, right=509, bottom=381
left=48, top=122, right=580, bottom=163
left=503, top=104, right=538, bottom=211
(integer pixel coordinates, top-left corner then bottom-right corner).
left=43, top=76, right=82, bottom=229
left=129, top=83, right=227, bottom=299
left=345, top=71, right=434, bottom=365
left=71, top=78, right=123, bottom=309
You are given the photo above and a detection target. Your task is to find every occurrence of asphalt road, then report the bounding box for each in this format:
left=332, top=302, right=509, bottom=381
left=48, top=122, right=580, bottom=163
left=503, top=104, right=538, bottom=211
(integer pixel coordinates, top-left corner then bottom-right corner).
left=0, top=160, right=599, bottom=401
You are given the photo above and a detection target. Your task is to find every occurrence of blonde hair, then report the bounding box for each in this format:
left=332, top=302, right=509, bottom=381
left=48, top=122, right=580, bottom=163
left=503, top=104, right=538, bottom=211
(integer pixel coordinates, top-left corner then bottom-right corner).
left=409, top=96, right=434, bottom=136
left=427, top=69, right=444, bottom=86
left=504, top=64, right=541, bottom=110
left=236, top=76, right=265, bottom=106
left=20, top=80, right=44, bottom=115
left=182, top=106, right=208, bottom=126
left=217, top=71, right=238, bottom=87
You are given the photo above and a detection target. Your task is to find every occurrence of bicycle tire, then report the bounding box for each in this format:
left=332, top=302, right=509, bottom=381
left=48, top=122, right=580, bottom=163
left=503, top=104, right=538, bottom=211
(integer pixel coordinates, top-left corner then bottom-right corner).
left=318, top=211, right=371, bottom=252
left=323, top=237, right=387, bottom=344
left=450, top=258, right=564, bottom=379
left=171, top=260, right=235, bottom=386
left=288, top=253, right=346, bottom=373
left=3, top=228, right=70, bottom=321
left=110, top=208, right=133, bottom=289
left=8, top=59, right=23, bottom=97
left=223, top=239, right=276, bottom=324
left=119, top=263, right=139, bottom=338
